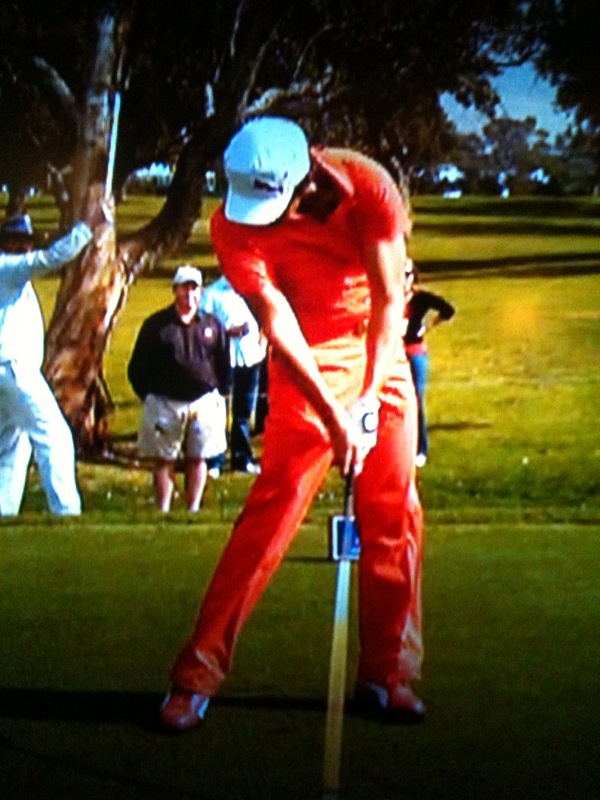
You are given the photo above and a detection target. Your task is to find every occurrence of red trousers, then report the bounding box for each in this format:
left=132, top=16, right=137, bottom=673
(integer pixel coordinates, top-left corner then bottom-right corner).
left=171, top=338, right=424, bottom=693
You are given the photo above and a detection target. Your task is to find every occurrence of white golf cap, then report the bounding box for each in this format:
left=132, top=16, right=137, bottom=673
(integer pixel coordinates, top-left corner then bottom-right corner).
left=224, top=116, right=310, bottom=225
left=172, top=265, right=203, bottom=286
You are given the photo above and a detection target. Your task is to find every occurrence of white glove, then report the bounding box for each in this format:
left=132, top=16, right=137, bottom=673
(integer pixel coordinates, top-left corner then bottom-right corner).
left=349, top=394, right=380, bottom=456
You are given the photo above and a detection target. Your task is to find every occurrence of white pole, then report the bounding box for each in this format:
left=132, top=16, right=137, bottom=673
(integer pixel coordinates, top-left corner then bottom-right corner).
left=105, top=89, right=121, bottom=200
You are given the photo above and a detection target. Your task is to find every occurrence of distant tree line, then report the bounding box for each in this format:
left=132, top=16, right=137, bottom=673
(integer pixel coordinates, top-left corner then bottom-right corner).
left=411, top=117, right=600, bottom=197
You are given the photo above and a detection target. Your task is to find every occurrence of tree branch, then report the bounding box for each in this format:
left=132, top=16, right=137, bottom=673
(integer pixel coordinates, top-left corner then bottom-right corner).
left=292, top=24, right=334, bottom=82
left=242, top=70, right=340, bottom=121
left=31, top=56, right=78, bottom=126
left=213, top=0, right=247, bottom=84
left=236, top=28, right=278, bottom=120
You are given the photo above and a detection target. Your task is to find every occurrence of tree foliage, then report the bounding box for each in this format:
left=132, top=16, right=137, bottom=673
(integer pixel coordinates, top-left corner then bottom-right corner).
left=483, top=116, right=538, bottom=182
left=526, top=0, right=600, bottom=130
left=0, top=0, right=537, bottom=451
left=1, top=1, right=534, bottom=199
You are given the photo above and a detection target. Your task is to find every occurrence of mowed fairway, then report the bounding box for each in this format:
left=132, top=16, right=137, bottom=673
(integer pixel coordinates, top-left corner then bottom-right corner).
left=1, top=196, right=599, bottom=799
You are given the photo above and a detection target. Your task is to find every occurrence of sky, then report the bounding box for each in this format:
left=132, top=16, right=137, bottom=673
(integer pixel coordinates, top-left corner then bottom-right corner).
left=441, top=62, right=575, bottom=138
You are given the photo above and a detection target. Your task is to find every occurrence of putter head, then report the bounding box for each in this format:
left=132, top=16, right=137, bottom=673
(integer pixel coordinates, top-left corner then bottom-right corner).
left=329, top=514, right=361, bottom=561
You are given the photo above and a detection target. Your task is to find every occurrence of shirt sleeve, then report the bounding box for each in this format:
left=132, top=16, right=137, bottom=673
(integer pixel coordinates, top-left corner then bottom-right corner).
left=210, top=209, right=272, bottom=298
left=127, top=317, right=153, bottom=399
left=421, top=291, right=456, bottom=320
left=199, top=289, right=215, bottom=315
left=345, top=153, right=411, bottom=245
left=0, top=222, right=93, bottom=289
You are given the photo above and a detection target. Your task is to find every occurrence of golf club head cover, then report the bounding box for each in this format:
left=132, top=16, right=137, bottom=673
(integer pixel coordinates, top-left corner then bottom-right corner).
left=349, top=394, right=380, bottom=455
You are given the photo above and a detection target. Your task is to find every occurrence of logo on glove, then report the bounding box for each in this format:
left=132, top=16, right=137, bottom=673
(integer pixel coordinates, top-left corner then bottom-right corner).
left=360, top=410, right=378, bottom=434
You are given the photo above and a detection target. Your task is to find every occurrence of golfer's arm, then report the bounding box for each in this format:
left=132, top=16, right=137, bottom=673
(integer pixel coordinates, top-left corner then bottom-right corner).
left=361, top=234, right=407, bottom=398
left=244, top=283, right=345, bottom=428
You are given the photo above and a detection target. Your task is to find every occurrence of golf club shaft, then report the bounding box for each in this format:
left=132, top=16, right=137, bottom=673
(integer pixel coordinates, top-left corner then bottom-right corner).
left=322, top=556, right=352, bottom=798
left=322, top=468, right=356, bottom=798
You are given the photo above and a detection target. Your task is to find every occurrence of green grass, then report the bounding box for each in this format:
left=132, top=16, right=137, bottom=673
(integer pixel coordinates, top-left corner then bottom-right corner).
left=1, top=520, right=598, bottom=799
left=410, top=195, right=600, bottom=271
left=1, top=195, right=599, bottom=799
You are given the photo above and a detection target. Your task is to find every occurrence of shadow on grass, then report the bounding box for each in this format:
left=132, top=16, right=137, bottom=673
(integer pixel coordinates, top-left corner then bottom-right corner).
left=418, top=221, right=600, bottom=237
left=0, top=690, right=332, bottom=799
left=0, top=687, right=326, bottom=732
left=140, top=255, right=216, bottom=280
left=420, top=250, right=600, bottom=277
left=428, top=421, right=492, bottom=432
left=415, top=197, right=600, bottom=218
left=287, top=555, right=331, bottom=564
left=0, top=688, right=161, bottom=729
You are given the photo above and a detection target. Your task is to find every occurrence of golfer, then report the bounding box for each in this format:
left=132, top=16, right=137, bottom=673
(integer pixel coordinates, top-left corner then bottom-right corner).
left=160, top=116, right=424, bottom=730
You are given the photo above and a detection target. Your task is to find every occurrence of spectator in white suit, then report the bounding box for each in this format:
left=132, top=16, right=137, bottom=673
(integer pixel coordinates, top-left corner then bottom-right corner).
left=0, top=212, right=98, bottom=515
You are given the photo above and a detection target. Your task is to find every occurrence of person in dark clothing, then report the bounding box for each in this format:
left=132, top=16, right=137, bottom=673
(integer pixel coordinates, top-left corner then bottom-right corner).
left=128, top=265, right=230, bottom=511
left=404, top=260, right=455, bottom=467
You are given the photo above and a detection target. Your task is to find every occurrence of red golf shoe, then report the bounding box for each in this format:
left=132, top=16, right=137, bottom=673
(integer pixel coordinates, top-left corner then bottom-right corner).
left=159, top=688, right=210, bottom=732
left=353, top=681, right=425, bottom=724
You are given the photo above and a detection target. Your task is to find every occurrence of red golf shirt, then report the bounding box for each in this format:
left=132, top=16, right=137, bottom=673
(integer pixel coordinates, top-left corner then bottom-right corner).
left=210, top=147, right=411, bottom=347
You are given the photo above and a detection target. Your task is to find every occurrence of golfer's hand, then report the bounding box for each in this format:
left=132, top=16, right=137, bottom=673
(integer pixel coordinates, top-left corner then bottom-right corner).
left=326, top=403, right=365, bottom=477
left=349, top=393, right=380, bottom=460
left=328, top=396, right=379, bottom=477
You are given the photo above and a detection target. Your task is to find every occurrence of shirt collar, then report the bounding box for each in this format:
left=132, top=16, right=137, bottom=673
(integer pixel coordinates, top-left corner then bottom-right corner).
left=309, top=147, right=355, bottom=198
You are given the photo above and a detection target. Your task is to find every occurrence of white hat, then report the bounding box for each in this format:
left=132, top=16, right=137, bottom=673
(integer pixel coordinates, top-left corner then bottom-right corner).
left=224, top=117, right=310, bottom=225
left=172, top=265, right=203, bottom=286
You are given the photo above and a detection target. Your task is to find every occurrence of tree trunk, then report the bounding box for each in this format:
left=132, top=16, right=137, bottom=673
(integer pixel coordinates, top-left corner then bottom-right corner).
left=67, top=13, right=115, bottom=227
left=43, top=184, right=124, bottom=454
left=41, top=4, right=234, bottom=456
left=43, top=119, right=225, bottom=455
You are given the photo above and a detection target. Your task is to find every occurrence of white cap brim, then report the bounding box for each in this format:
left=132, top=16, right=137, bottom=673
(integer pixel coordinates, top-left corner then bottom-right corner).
left=224, top=184, right=295, bottom=226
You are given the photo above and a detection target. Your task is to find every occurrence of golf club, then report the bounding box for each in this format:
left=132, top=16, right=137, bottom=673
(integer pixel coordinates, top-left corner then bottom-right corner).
left=322, top=467, right=360, bottom=800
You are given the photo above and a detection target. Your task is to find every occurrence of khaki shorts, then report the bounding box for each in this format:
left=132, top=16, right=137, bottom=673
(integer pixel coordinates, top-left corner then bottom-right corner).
left=137, top=390, right=227, bottom=461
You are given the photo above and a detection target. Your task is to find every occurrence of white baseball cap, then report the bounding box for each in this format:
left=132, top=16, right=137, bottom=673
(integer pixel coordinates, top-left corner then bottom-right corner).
left=172, top=265, right=203, bottom=286
left=224, top=117, right=311, bottom=225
